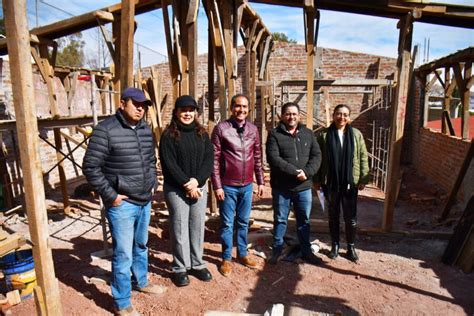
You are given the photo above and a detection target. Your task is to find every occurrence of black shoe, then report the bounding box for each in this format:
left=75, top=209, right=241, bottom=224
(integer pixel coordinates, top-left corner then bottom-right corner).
left=189, top=268, right=212, bottom=282
left=172, top=272, right=190, bottom=287
left=268, top=249, right=282, bottom=265
left=346, top=244, right=359, bottom=262
left=328, top=243, right=339, bottom=259
left=302, top=252, right=323, bottom=265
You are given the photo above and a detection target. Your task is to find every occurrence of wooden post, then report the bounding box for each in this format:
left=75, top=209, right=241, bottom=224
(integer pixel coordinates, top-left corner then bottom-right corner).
left=244, top=19, right=258, bottom=96
left=162, top=2, right=177, bottom=101
left=208, top=20, right=215, bottom=122
left=32, top=45, right=71, bottom=214
left=383, top=14, right=414, bottom=231
left=187, top=0, right=198, bottom=98
left=207, top=18, right=218, bottom=216
left=112, top=14, right=121, bottom=108
left=440, top=141, right=474, bottom=221
left=120, top=0, right=134, bottom=89
left=423, top=73, right=438, bottom=127
left=453, top=62, right=472, bottom=140
left=3, top=0, right=63, bottom=314
left=304, top=2, right=316, bottom=128
left=442, top=67, right=451, bottom=134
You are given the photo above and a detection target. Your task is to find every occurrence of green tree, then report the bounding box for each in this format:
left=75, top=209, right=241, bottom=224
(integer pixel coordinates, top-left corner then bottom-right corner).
left=56, top=33, right=85, bottom=67
left=272, top=32, right=297, bottom=44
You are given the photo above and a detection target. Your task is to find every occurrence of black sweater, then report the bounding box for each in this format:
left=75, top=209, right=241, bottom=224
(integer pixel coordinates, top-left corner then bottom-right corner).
left=159, top=121, right=214, bottom=190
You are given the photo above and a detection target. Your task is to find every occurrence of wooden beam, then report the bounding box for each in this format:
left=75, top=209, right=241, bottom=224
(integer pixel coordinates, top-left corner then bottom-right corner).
left=187, top=1, right=198, bottom=98
left=383, top=13, right=414, bottom=231
left=258, top=35, right=272, bottom=80
left=120, top=0, right=135, bottom=90
left=304, top=6, right=316, bottom=128
left=461, top=62, right=472, bottom=140
left=440, top=141, right=474, bottom=221
left=442, top=67, right=451, bottom=134
left=2, top=0, right=63, bottom=314
left=162, top=2, right=179, bottom=101
left=208, top=19, right=215, bottom=122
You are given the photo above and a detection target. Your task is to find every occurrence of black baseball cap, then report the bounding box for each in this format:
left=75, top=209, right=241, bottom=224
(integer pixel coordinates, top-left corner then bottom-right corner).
left=174, top=95, right=198, bottom=109
left=121, top=87, right=152, bottom=106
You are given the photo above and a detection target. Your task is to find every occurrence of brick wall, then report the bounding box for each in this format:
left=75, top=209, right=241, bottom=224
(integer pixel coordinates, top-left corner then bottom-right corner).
left=1, top=44, right=397, bottom=197
left=144, top=43, right=397, bottom=131
left=407, top=77, right=472, bottom=197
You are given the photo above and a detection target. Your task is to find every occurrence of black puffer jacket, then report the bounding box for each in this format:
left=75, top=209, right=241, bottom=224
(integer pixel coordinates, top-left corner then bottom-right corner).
left=266, top=123, right=321, bottom=192
left=82, top=110, right=157, bottom=206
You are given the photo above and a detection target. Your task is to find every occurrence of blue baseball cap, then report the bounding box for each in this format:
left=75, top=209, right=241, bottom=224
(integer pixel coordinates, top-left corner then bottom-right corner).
left=121, top=87, right=152, bottom=106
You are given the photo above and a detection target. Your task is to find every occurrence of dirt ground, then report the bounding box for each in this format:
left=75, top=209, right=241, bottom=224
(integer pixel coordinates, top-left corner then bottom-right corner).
left=4, top=169, right=474, bottom=315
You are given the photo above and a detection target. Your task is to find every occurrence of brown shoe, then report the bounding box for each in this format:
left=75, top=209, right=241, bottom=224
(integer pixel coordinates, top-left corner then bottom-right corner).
left=114, top=305, right=141, bottom=316
left=219, top=260, right=232, bottom=277
left=238, top=256, right=258, bottom=269
left=135, top=284, right=167, bottom=295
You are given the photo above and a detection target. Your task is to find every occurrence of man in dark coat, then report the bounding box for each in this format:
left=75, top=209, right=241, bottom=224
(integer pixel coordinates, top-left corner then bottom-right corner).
left=266, top=102, right=322, bottom=265
left=83, top=87, right=165, bottom=315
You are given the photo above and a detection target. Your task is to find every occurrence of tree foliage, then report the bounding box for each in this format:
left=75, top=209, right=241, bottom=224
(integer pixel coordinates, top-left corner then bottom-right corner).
left=272, top=32, right=297, bottom=44
left=56, top=33, right=85, bottom=67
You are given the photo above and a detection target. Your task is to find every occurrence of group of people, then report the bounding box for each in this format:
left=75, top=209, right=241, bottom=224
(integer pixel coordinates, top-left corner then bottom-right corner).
left=83, top=87, right=369, bottom=315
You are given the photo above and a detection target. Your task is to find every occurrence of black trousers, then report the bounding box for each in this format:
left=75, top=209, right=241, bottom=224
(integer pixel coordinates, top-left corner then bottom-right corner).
left=325, top=187, right=358, bottom=245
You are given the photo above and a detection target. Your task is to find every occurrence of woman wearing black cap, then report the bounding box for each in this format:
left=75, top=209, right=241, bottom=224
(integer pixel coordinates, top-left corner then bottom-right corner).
left=159, top=95, right=214, bottom=287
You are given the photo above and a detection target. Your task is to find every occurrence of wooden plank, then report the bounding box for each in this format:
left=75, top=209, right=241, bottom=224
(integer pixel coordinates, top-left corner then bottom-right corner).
left=186, top=0, right=199, bottom=24
left=258, top=35, right=272, bottom=80
left=221, top=0, right=235, bottom=103
left=383, top=14, right=414, bottom=231
left=112, top=15, right=121, bottom=108
left=30, top=47, right=60, bottom=117
left=208, top=22, right=215, bottom=122
left=442, top=196, right=474, bottom=266
left=0, top=233, right=26, bottom=256
left=423, top=73, right=437, bottom=127
left=53, top=129, right=71, bottom=214
left=442, top=110, right=456, bottom=136
left=442, top=67, right=451, bottom=134
left=187, top=2, right=198, bottom=98
left=162, top=2, right=179, bottom=101
left=305, top=7, right=315, bottom=128
left=94, top=10, right=115, bottom=22
left=461, top=62, right=471, bottom=140
left=59, top=131, right=88, bottom=150
left=440, top=141, right=474, bottom=221
left=97, top=18, right=116, bottom=58
left=120, top=0, right=135, bottom=90
left=3, top=1, right=63, bottom=314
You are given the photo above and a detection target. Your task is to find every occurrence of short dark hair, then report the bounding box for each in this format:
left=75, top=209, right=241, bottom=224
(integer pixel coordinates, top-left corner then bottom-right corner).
left=230, top=94, right=249, bottom=108
left=334, top=104, right=351, bottom=114
left=281, top=102, right=300, bottom=116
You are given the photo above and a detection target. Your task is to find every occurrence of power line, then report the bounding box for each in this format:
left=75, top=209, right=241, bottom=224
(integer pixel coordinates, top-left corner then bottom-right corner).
left=36, top=0, right=169, bottom=60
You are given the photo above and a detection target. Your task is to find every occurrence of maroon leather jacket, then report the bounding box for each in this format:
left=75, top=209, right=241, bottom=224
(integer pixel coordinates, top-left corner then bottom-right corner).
left=211, top=119, right=264, bottom=189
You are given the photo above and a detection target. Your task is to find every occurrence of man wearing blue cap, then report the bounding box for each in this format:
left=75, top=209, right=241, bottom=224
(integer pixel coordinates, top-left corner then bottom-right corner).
left=83, top=87, right=166, bottom=315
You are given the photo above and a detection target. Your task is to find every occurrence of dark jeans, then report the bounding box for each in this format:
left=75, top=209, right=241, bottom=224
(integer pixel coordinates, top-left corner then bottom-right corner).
left=272, top=188, right=313, bottom=256
left=326, top=187, right=358, bottom=245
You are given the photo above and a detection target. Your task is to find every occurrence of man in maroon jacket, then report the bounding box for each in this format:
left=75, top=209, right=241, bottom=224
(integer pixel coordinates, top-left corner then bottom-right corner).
left=211, top=94, right=265, bottom=277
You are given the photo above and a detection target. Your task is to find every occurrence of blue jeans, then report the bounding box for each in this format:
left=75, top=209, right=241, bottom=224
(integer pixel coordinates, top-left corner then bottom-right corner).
left=272, top=188, right=312, bottom=256
left=106, top=200, right=151, bottom=310
left=220, top=184, right=253, bottom=260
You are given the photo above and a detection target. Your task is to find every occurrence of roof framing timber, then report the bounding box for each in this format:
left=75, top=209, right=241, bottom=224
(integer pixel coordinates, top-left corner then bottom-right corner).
left=0, top=0, right=164, bottom=55
left=249, top=0, right=474, bottom=28
left=416, top=46, right=474, bottom=74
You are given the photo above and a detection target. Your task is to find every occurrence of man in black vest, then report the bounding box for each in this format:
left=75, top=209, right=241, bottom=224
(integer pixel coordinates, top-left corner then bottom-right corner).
left=266, top=102, right=322, bottom=265
left=83, top=87, right=165, bottom=315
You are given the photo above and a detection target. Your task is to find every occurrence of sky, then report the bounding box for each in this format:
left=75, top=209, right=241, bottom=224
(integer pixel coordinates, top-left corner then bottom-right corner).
left=3, top=0, right=473, bottom=67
